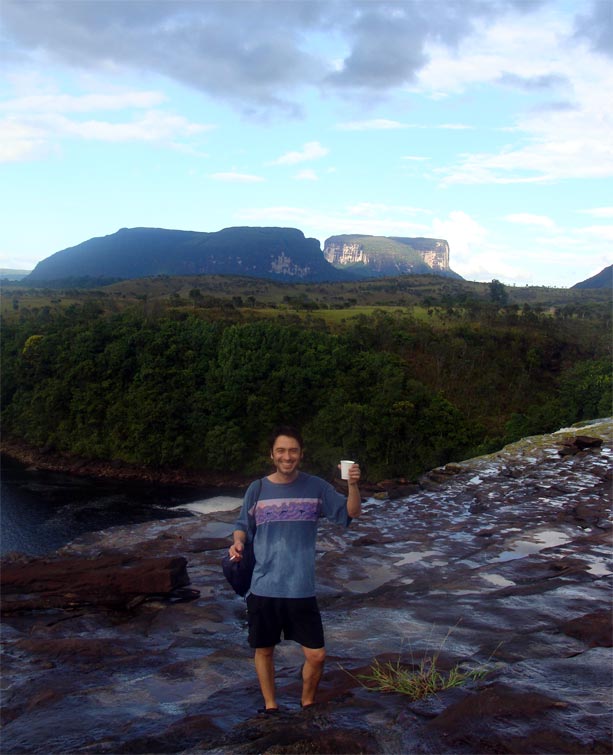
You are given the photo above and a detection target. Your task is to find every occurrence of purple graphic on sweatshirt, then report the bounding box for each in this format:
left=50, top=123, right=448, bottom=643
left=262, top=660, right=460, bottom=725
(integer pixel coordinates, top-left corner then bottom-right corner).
left=254, top=498, right=321, bottom=525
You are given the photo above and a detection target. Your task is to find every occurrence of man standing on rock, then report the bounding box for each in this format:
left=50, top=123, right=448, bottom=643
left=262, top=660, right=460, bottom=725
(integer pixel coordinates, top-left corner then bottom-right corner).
left=228, top=425, right=361, bottom=712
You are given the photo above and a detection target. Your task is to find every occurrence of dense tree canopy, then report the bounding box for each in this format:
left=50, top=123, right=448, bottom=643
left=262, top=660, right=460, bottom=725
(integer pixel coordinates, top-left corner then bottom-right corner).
left=1, top=293, right=610, bottom=481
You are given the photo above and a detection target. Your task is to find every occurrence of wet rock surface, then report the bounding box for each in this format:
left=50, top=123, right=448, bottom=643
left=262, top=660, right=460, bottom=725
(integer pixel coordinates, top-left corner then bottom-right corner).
left=2, top=420, right=612, bottom=754
left=0, top=554, right=192, bottom=612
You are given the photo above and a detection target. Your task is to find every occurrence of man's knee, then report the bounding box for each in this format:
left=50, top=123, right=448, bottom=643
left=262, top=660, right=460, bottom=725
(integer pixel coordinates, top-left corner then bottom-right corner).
left=303, top=646, right=326, bottom=666
left=255, top=646, right=275, bottom=660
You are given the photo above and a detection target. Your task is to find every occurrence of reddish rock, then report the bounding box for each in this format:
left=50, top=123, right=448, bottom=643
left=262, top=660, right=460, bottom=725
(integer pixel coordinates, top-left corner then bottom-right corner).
left=560, top=611, right=613, bottom=648
left=559, top=435, right=603, bottom=456
left=0, top=553, right=192, bottom=612
left=574, top=436, right=604, bottom=450
left=427, top=683, right=566, bottom=732
left=14, top=637, right=137, bottom=664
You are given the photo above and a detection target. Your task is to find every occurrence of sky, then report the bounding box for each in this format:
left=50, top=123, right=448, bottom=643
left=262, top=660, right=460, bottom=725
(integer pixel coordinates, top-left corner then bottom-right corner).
left=1, top=0, right=612, bottom=287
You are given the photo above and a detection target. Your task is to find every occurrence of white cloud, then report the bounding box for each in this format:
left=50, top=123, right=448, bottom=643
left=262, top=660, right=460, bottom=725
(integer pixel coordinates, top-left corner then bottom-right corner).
left=418, top=11, right=613, bottom=186
left=347, top=202, right=431, bottom=218
left=6, top=0, right=542, bottom=113
left=270, top=141, right=328, bottom=165
left=428, top=210, right=533, bottom=283
left=170, top=142, right=210, bottom=158
left=332, top=218, right=430, bottom=238
left=50, top=111, right=209, bottom=142
left=578, top=207, right=613, bottom=218
left=432, top=211, right=487, bottom=255
left=336, top=119, right=471, bottom=132
left=237, top=203, right=432, bottom=245
left=237, top=206, right=313, bottom=228
left=440, top=121, right=613, bottom=186
left=294, top=169, right=318, bottom=181
left=416, top=11, right=572, bottom=95
left=0, top=102, right=214, bottom=161
left=437, top=123, right=472, bottom=130
left=0, top=91, right=167, bottom=113
left=456, top=252, right=532, bottom=284
left=577, top=224, right=613, bottom=243
left=0, top=74, right=214, bottom=161
left=504, top=213, right=556, bottom=229
left=335, top=119, right=406, bottom=131
left=0, top=252, right=39, bottom=269
left=211, top=172, right=265, bottom=183
left=0, top=118, right=48, bottom=161
left=439, top=213, right=612, bottom=286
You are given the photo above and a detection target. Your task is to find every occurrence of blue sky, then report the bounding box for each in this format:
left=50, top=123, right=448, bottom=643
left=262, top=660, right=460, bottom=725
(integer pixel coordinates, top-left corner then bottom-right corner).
left=1, top=0, right=612, bottom=287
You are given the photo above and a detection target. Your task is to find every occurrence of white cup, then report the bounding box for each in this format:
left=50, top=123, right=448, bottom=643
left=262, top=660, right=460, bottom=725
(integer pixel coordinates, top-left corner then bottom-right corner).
left=340, top=460, right=355, bottom=480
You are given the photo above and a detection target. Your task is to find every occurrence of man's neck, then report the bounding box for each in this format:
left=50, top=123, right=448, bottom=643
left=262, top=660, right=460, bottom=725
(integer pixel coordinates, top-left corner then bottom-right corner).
left=268, top=470, right=300, bottom=484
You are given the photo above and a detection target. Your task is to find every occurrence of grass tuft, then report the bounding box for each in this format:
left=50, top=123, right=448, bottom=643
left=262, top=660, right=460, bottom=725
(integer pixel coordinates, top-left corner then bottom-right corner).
left=348, top=624, right=500, bottom=701
left=356, top=656, right=490, bottom=700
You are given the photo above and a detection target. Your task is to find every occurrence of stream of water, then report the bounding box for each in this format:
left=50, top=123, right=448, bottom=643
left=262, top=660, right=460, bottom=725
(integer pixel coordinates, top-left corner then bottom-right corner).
left=0, top=454, right=243, bottom=557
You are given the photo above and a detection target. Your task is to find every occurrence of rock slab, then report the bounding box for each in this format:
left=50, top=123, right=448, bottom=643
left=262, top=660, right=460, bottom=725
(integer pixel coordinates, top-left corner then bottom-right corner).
left=1, top=419, right=611, bottom=753
left=1, top=554, right=191, bottom=612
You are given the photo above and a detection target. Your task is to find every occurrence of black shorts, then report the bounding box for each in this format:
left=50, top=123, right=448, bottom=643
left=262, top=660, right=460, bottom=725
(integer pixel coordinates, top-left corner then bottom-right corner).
left=246, top=594, right=325, bottom=649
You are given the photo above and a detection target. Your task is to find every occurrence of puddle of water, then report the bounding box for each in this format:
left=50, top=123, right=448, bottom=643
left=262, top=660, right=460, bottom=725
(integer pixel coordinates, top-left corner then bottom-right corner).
left=194, top=520, right=235, bottom=538
left=345, top=564, right=394, bottom=594
left=480, top=573, right=516, bottom=588
left=175, top=496, right=243, bottom=515
left=159, top=702, right=185, bottom=716
left=588, top=560, right=613, bottom=576
left=394, top=550, right=437, bottom=566
left=496, top=528, right=573, bottom=562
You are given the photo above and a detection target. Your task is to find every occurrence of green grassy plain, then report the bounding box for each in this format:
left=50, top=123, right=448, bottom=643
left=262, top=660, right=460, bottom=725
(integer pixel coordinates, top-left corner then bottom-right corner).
left=2, top=273, right=609, bottom=323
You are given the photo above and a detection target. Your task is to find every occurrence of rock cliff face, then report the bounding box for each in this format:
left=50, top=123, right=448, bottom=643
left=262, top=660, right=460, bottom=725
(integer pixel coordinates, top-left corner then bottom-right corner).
left=324, top=234, right=459, bottom=279
left=25, top=227, right=460, bottom=287
left=1, top=420, right=610, bottom=753
left=269, top=251, right=311, bottom=277
left=26, top=227, right=346, bottom=285
left=392, top=236, right=450, bottom=271
left=324, top=240, right=366, bottom=265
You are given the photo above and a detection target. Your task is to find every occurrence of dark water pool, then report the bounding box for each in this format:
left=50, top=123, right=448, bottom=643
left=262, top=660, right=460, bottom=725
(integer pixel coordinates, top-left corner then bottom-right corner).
left=0, top=454, right=236, bottom=557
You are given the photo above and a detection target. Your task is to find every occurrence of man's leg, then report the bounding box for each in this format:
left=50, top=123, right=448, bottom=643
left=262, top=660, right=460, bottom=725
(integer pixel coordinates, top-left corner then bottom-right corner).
left=254, top=646, right=278, bottom=710
left=301, top=646, right=326, bottom=707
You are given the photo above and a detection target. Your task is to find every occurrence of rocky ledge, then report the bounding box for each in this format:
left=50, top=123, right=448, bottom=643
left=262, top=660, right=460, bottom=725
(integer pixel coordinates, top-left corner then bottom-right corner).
left=1, top=420, right=611, bottom=754
left=0, top=438, right=253, bottom=488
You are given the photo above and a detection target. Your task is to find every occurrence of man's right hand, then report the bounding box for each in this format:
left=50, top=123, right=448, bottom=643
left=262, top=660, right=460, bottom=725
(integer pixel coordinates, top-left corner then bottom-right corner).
left=228, top=540, right=244, bottom=561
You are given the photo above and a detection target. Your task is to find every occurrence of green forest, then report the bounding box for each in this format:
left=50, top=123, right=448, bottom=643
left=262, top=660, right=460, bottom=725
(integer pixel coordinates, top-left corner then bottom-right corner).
left=1, top=275, right=611, bottom=482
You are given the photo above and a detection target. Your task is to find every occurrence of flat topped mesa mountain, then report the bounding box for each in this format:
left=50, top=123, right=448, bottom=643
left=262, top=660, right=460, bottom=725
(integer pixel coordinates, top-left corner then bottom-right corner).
left=324, top=234, right=462, bottom=279
left=25, top=227, right=343, bottom=285
left=24, top=226, right=459, bottom=285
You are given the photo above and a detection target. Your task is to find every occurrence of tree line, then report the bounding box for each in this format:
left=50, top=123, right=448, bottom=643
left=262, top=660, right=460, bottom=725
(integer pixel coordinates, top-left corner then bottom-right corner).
left=1, top=300, right=610, bottom=482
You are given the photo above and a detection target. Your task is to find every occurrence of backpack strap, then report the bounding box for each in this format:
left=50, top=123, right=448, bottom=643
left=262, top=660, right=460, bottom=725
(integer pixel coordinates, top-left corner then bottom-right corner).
left=247, top=478, right=262, bottom=541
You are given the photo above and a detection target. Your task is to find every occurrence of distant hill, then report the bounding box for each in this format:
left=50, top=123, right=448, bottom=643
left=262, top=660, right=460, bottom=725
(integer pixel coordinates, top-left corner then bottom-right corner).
left=24, top=226, right=461, bottom=287
left=25, top=227, right=347, bottom=285
left=323, top=234, right=462, bottom=279
left=572, top=265, right=612, bottom=289
left=0, top=269, right=32, bottom=281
